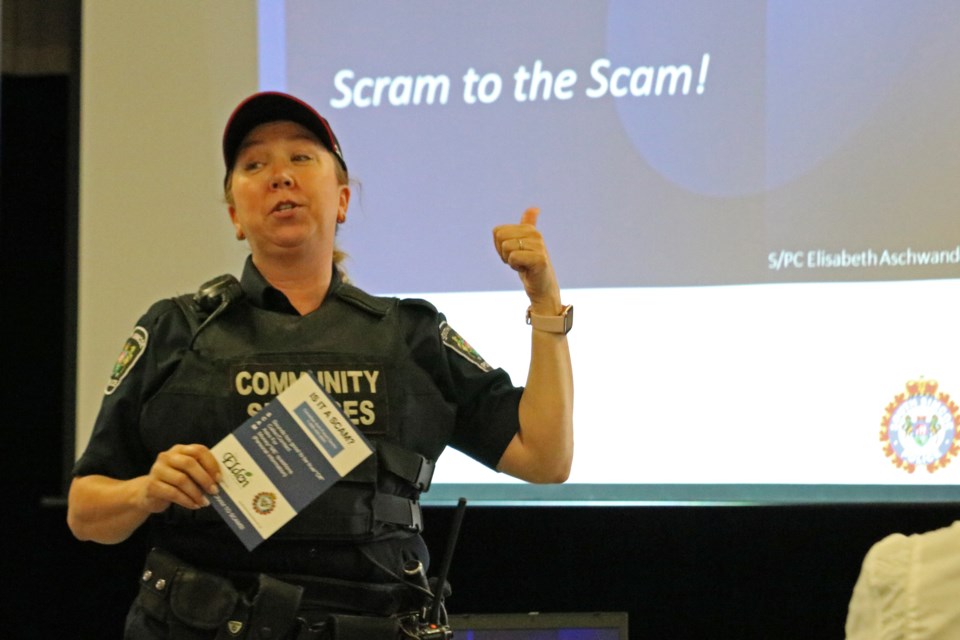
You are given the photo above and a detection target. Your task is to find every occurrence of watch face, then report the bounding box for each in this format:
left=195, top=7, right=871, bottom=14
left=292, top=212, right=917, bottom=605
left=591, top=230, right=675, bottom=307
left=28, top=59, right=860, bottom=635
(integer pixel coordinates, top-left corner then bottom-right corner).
left=563, top=305, right=574, bottom=332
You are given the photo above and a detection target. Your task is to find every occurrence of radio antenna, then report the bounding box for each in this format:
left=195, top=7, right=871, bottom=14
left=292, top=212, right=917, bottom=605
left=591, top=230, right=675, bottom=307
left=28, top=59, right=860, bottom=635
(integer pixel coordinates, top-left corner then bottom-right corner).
left=430, top=497, right=467, bottom=625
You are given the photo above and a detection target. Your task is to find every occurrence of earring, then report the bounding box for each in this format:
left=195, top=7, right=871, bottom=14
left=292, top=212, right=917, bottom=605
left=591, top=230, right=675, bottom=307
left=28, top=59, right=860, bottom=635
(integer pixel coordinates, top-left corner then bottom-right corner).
left=236, top=229, right=246, bottom=240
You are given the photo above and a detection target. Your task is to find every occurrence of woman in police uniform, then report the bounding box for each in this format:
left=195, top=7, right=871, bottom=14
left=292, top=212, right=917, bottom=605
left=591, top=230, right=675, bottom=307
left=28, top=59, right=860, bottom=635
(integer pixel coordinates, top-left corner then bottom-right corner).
left=67, top=92, right=573, bottom=639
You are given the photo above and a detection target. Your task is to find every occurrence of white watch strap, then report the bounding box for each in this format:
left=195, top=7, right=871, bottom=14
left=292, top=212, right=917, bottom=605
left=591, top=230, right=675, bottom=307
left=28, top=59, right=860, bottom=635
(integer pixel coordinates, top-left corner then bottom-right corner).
left=526, top=304, right=573, bottom=334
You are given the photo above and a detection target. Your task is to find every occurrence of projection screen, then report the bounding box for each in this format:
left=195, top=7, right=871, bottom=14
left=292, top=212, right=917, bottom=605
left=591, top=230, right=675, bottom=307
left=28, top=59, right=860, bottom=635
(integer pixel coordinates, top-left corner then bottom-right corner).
left=78, top=1, right=960, bottom=505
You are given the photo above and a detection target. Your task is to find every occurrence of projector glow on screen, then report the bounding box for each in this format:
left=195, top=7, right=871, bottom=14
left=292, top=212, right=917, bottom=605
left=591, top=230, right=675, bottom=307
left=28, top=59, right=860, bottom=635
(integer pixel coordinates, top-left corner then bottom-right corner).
left=256, top=0, right=960, bottom=504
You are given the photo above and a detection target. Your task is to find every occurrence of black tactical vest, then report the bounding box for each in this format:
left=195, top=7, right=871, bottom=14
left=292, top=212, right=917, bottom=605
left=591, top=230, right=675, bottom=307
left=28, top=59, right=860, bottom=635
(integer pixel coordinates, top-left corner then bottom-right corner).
left=142, top=278, right=446, bottom=546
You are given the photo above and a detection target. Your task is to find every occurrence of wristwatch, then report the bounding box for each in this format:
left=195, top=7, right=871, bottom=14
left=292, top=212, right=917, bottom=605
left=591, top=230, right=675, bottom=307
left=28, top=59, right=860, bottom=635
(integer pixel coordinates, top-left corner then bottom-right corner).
left=526, top=304, right=574, bottom=334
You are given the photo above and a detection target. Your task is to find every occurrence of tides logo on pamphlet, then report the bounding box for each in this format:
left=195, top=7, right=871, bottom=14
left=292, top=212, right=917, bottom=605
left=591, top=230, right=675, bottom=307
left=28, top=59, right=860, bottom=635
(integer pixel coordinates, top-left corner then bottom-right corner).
left=881, top=378, right=960, bottom=473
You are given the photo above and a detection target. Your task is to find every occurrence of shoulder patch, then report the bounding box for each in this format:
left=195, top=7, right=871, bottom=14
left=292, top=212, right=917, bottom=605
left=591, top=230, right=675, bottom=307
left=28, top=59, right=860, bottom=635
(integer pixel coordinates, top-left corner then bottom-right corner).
left=440, top=321, right=492, bottom=372
left=105, top=326, right=148, bottom=395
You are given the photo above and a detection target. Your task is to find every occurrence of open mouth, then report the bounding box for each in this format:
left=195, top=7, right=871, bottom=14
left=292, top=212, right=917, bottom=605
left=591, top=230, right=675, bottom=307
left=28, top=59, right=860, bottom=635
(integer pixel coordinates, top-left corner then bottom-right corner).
left=272, top=201, right=299, bottom=213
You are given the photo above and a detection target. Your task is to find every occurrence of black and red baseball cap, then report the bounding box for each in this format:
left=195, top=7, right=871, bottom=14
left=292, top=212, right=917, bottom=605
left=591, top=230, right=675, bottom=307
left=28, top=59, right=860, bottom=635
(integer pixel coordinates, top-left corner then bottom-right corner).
left=222, top=91, right=347, bottom=181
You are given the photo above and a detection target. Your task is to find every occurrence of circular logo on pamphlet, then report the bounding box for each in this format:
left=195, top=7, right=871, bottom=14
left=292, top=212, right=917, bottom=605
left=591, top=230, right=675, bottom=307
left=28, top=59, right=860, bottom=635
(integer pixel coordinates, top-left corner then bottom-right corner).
left=881, top=378, right=960, bottom=473
left=252, top=492, right=277, bottom=515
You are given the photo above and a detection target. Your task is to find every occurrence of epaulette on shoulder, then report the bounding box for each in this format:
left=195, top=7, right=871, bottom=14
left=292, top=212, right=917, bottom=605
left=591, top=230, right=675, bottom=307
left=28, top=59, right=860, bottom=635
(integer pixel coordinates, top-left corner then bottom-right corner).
left=399, top=297, right=439, bottom=314
left=335, top=283, right=395, bottom=317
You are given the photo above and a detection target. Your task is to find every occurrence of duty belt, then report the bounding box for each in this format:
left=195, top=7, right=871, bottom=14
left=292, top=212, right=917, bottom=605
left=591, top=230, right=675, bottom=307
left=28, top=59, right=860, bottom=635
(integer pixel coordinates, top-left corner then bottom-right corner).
left=136, top=548, right=410, bottom=639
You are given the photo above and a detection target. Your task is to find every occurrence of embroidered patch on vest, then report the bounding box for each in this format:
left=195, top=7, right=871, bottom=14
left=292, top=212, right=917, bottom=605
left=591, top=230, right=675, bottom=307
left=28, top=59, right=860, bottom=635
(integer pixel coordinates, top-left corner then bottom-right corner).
left=105, top=326, right=148, bottom=395
left=440, top=321, right=492, bottom=372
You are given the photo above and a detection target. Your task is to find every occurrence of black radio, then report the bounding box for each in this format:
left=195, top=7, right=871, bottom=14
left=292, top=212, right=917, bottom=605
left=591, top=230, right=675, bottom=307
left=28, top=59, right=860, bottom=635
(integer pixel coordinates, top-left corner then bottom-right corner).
left=399, top=497, right=467, bottom=639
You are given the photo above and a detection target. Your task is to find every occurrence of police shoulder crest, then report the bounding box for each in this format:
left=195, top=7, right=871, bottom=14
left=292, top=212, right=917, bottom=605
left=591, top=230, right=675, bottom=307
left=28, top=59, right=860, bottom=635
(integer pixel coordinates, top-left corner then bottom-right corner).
left=105, top=326, right=148, bottom=395
left=440, top=321, right=492, bottom=372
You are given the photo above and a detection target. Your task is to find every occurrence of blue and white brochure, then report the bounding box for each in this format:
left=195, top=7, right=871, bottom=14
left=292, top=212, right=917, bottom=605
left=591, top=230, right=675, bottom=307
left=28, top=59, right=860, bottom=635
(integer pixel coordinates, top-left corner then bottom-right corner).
left=209, top=373, right=373, bottom=550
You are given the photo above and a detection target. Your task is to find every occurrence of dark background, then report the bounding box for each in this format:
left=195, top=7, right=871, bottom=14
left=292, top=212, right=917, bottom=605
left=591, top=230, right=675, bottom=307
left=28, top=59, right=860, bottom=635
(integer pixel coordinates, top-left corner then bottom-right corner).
left=4, top=4, right=958, bottom=638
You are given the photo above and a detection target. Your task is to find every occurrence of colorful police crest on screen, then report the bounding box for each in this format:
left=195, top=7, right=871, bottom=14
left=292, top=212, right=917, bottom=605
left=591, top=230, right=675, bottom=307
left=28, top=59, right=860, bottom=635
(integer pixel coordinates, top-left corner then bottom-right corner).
left=880, top=378, right=960, bottom=473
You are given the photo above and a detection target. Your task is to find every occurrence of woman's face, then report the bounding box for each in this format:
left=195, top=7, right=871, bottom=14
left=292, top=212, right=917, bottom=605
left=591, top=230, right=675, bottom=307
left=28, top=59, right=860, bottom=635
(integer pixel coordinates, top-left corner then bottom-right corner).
left=228, top=120, right=349, bottom=261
